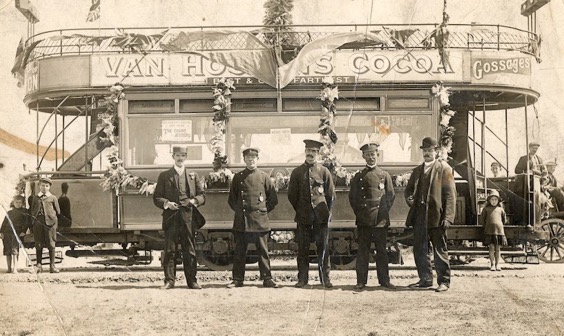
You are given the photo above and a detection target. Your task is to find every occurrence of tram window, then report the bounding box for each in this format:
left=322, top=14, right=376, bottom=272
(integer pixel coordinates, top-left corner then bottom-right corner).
left=127, top=116, right=213, bottom=166
left=228, top=113, right=433, bottom=165
left=283, top=97, right=380, bottom=112
left=128, top=100, right=175, bottom=114
left=180, top=100, right=213, bottom=113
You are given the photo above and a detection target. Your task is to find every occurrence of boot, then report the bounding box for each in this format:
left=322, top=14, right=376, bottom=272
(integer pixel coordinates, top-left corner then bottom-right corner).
left=49, top=249, right=59, bottom=273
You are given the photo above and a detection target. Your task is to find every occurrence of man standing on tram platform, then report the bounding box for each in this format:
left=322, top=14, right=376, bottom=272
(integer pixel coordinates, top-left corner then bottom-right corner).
left=288, top=139, right=335, bottom=288
left=349, top=143, right=396, bottom=290
left=226, top=147, right=279, bottom=288
left=405, top=137, right=456, bottom=292
left=514, top=142, right=544, bottom=226
left=153, top=146, right=206, bottom=290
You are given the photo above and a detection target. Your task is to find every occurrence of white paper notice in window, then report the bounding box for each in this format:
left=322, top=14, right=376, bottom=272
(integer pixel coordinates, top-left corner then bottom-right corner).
left=271, top=128, right=291, bottom=144
left=161, top=120, right=192, bottom=142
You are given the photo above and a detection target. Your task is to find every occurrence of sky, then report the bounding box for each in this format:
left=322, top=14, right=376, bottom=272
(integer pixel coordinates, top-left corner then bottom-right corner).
left=0, top=0, right=563, bottom=204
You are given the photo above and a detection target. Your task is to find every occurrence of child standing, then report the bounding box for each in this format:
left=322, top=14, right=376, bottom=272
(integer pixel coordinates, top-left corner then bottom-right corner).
left=30, top=177, right=60, bottom=273
left=1, top=195, right=29, bottom=273
left=480, top=189, right=507, bottom=271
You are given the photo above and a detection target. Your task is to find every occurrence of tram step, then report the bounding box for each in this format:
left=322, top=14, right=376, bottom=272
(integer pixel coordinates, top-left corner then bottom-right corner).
left=449, top=248, right=526, bottom=256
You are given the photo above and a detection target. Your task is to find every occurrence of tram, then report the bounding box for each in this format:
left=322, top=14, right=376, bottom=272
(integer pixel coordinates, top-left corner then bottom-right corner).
left=15, top=23, right=558, bottom=270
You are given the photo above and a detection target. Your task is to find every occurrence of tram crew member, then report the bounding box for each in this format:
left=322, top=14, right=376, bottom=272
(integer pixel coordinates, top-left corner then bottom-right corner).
left=1, top=195, right=28, bottom=273
left=226, top=147, right=279, bottom=288
left=288, top=139, right=335, bottom=288
left=153, top=146, right=206, bottom=290
left=349, top=143, right=396, bottom=290
left=513, top=142, right=544, bottom=225
left=405, top=137, right=456, bottom=292
left=30, top=177, right=61, bottom=273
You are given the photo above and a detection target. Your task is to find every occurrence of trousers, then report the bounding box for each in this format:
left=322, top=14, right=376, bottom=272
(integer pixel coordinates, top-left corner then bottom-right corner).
left=356, top=226, right=389, bottom=285
left=232, top=231, right=272, bottom=282
left=162, top=210, right=197, bottom=285
left=296, top=221, right=330, bottom=283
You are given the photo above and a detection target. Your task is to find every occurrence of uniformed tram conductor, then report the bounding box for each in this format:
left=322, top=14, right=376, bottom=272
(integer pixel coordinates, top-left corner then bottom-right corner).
left=153, top=146, right=206, bottom=290
left=349, top=143, right=396, bottom=290
left=288, top=139, right=335, bottom=288
left=227, top=147, right=279, bottom=288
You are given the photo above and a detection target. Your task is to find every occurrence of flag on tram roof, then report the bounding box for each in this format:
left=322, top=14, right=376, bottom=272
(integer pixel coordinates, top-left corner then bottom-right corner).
left=11, top=37, right=25, bottom=87
left=86, top=0, right=100, bottom=22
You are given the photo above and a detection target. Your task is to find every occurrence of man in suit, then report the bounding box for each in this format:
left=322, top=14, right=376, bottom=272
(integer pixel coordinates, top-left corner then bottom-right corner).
left=514, top=142, right=544, bottom=225
left=226, top=147, right=279, bottom=288
left=405, top=137, right=456, bottom=292
left=30, top=177, right=61, bottom=273
left=288, top=139, right=335, bottom=288
left=349, top=143, right=396, bottom=290
left=542, top=161, right=564, bottom=211
left=153, top=146, right=206, bottom=289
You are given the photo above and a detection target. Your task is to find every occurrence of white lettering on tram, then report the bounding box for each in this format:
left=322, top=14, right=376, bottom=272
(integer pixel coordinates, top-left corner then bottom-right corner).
left=472, top=57, right=531, bottom=79
left=103, top=56, right=165, bottom=78
left=349, top=53, right=438, bottom=75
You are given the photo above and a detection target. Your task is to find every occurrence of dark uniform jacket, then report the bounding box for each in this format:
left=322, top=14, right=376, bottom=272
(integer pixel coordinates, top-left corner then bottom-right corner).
left=405, top=160, right=456, bottom=229
left=153, top=167, right=206, bottom=231
left=228, top=168, right=278, bottom=232
left=288, top=162, right=335, bottom=225
left=349, top=166, right=395, bottom=227
left=514, top=154, right=544, bottom=196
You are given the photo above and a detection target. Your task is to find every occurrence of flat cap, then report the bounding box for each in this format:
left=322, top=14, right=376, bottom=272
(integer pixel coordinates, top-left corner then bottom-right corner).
left=545, top=161, right=557, bottom=166
left=528, top=141, right=540, bottom=148
left=39, top=177, right=52, bottom=185
left=303, top=139, right=323, bottom=149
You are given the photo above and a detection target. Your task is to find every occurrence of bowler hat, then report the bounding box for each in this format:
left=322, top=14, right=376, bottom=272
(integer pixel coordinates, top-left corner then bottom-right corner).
left=528, top=141, right=540, bottom=148
left=419, top=137, right=439, bottom=149
left=172, top=146, right=188, bottom=154
left=242, top=147, right=260, bottom=156
left=487, top=189, right=502, bottom=202
left=303, top=139, right=323, bottom=149
left=360, top=143, right=379, bottom=152
left=39, top=177, right=52, bottom=186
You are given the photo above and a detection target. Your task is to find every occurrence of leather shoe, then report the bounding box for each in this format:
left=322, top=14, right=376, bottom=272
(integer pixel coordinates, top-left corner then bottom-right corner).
left=49, top=266, right=60, bottom=274
left=263, top=279, right=279, bottom=288
left=408, top=281, right=433, bottom=288
left=381, top=283, right=397, bottom=289
left=188, top=282, right=202, bottom=290
left=226, top=281, right=244, bottom=288
left=161, top=282, right=174, bottom=290
left=294, top=281, right=308, bottom=288
left=323, top=281, right=333, bottom=288
left=354, top=283, right=365, bottom=290
left=435, top=284, right=449, bottom=292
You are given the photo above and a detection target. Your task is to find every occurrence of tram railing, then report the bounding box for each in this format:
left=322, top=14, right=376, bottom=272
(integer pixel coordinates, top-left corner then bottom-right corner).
left=20, top=23, right=539, bottom=67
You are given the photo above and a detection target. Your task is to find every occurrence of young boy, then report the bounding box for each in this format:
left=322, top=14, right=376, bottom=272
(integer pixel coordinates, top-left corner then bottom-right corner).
left=30, top=177, right=61, bottom=273
left=1, top=195, right=28, bottom=273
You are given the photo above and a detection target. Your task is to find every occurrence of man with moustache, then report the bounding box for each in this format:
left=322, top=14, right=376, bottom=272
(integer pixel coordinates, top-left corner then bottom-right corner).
left=288, top=139, right=335, bottom=288
left=349, top=143, right=396, bottom=290
left=405, top=137, right=456, bottom=292
left=153, top=146, right=206, bottom=290
left=514, top=142, right=544, bottom=225
left=226, top=147, right=279, bottom=288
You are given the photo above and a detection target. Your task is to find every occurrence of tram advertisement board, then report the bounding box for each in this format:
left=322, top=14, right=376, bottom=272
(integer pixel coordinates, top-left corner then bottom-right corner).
left=470, top=51, right=532, bottom=88
left=89, top=50, right=465, bottom=87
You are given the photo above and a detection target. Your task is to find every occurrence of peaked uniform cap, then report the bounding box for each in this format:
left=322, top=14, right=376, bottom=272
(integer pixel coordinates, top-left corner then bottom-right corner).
left=303, top=139, right=324, bottom=149
left=360, top=143, right=379, bottom=152
left=242, top=147, right=260, bottom=156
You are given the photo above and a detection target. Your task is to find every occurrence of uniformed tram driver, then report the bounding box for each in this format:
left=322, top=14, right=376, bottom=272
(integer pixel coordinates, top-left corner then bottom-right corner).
left=288, top=139, right=335, bottom=288
left=227, top=147, right=279, bottom=288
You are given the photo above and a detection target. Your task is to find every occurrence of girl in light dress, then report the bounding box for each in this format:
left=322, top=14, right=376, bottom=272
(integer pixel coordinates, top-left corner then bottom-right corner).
left=480, top=190, right=507, bottom=271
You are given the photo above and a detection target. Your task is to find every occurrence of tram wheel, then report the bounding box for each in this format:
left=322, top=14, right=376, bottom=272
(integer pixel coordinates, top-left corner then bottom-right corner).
left=197, top=251, right=234, bottom=271
left=537, top=218, right=564, bottom=263
left=330, top=256, right=357, bottom=270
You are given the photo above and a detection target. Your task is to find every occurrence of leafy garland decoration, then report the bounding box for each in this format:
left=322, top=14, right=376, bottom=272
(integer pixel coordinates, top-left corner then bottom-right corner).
left=317, top=77, right=357, bottom=185
left=206, top=78, right=235, bottom=185
left=431, top=81, right=456, bottom=161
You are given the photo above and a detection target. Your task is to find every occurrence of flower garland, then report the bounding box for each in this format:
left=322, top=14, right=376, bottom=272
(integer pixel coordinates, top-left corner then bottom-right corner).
left=98, top=83, right=125, bottom=146
left=207, top=78, right=235, bottom=186
left=431, top=81, right=456, bottom=160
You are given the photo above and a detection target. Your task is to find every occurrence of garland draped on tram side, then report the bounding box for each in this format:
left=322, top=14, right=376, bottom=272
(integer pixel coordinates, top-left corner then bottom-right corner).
left=206, top=78, right=235, bottom=186
left=431, top=81, right=456, bottom=161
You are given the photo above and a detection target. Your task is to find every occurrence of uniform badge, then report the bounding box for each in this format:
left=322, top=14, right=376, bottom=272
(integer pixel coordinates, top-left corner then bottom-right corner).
left=258, top=192, right=264, bottom=202
left=378, top=182, right=385, bottom=190
left=318, top=186, right=324, bottom=194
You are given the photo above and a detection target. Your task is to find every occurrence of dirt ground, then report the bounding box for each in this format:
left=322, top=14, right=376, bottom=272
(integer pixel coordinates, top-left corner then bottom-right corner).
left=1, top=249, right=564, bottom=336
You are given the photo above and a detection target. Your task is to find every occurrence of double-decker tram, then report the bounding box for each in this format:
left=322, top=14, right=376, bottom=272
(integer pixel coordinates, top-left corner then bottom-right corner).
left=17, top=23, right=557, bottom=270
